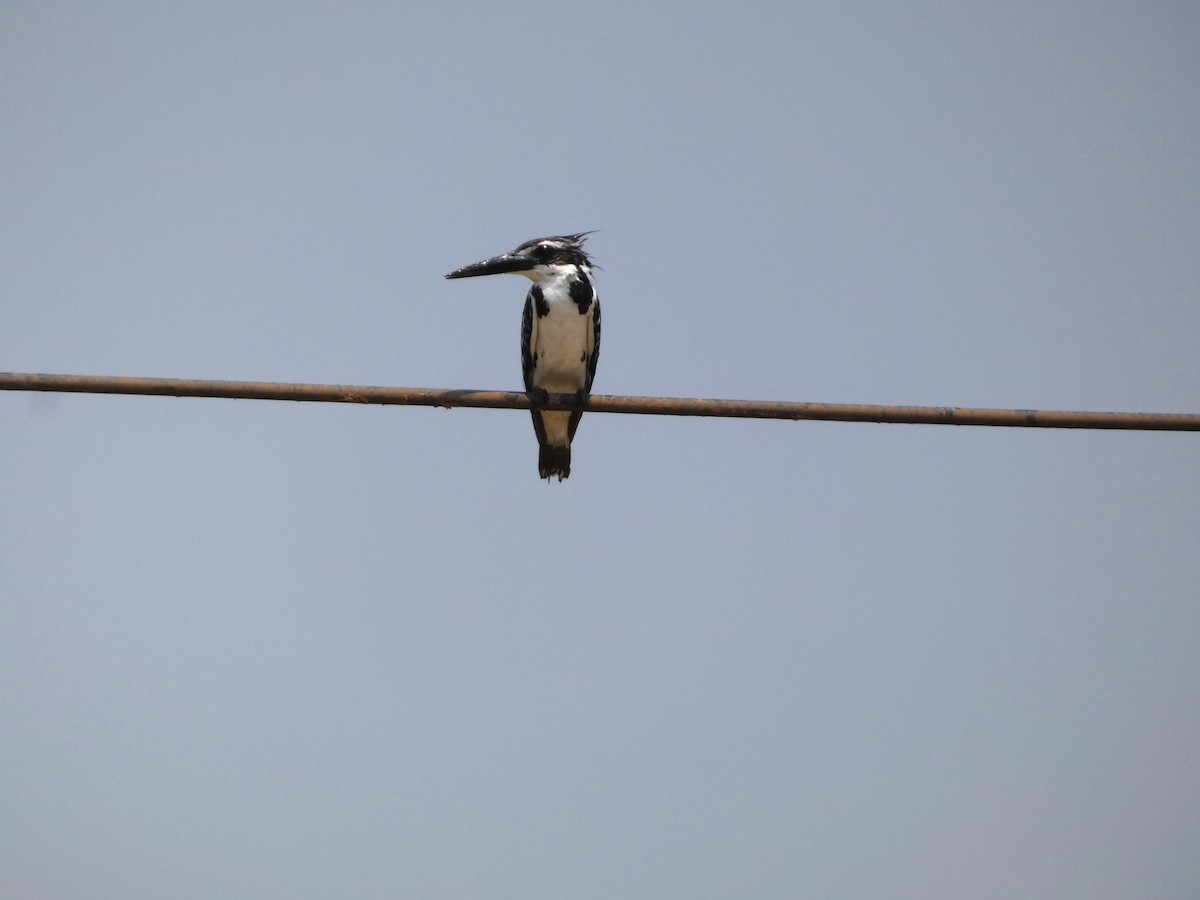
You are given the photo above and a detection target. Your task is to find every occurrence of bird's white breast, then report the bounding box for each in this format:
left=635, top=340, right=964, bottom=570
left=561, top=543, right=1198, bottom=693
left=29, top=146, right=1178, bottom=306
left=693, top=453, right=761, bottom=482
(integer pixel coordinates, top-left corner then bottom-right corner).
left=530, top=276, right=594, bottom=393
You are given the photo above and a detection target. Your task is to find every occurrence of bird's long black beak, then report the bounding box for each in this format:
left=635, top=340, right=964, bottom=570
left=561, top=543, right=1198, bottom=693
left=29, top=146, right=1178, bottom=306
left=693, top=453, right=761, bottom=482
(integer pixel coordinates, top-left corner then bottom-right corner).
left=444, top=254, right=535, bottom=279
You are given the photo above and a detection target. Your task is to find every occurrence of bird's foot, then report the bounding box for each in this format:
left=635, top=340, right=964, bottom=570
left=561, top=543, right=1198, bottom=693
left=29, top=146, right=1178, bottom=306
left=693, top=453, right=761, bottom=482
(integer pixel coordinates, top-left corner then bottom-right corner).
left=528, top=387, right=550, bottom=406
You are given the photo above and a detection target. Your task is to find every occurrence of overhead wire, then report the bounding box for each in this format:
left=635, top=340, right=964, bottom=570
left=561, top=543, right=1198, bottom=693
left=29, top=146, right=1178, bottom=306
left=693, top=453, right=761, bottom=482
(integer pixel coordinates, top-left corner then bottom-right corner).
left=3, top=372, right=1197, bottom=431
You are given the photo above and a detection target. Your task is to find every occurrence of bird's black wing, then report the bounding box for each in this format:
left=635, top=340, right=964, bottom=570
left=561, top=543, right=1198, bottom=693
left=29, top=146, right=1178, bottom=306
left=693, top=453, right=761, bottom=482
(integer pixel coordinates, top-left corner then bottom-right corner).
left=520, top=291, right=535, bottom=392
left=585, top=297, right=600, bottom=393
left=567, top=298, right=600, bottom=443
left=521, top=290, right=548, bottom=448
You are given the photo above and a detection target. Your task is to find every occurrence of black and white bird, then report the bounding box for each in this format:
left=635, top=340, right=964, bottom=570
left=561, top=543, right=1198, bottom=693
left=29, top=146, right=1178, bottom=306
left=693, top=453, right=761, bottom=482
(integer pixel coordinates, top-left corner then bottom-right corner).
left=445, top=233, right=600, bottom=481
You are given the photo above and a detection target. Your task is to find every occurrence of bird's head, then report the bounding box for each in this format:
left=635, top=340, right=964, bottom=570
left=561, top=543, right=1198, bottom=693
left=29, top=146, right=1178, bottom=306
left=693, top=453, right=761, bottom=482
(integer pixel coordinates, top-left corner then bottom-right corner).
left=444, top=233, right=595, bottom=284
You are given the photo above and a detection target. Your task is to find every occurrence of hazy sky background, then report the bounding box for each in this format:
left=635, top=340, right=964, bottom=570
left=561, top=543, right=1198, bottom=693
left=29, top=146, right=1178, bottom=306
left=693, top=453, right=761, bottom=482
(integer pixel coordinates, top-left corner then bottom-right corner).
left=3, top=2, right=1199, bottom=897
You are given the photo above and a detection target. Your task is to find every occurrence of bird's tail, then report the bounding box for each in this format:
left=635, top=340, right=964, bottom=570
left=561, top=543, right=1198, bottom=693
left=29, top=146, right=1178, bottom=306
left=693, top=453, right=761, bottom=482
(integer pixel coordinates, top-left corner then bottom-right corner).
left=538, top=444, right=571, bottom=481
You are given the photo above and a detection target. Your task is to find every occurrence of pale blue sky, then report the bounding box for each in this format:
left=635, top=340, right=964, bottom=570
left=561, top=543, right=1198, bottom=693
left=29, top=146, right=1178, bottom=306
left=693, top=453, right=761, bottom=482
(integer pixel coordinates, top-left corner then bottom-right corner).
left=2, top=3, right=1199, bottom=898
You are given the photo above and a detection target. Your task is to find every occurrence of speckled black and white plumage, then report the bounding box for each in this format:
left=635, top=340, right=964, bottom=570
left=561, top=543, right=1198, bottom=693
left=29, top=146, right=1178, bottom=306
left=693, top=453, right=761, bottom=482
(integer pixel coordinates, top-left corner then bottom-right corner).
left=446, top=233, right=600, bottom=481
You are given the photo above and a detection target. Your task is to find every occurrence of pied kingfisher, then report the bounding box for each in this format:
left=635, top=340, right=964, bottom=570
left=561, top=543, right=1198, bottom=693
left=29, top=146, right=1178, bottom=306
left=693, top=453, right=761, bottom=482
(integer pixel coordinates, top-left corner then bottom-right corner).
left=445, top=233, right=600, bottom=481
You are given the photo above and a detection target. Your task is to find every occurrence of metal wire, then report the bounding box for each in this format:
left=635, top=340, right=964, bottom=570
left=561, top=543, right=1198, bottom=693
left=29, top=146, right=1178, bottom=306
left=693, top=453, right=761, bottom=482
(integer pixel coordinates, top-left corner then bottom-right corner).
left=2, top=372, right=1198, bottom=431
